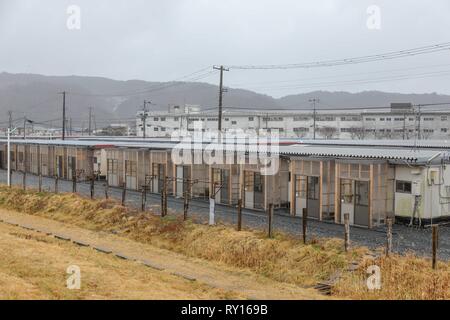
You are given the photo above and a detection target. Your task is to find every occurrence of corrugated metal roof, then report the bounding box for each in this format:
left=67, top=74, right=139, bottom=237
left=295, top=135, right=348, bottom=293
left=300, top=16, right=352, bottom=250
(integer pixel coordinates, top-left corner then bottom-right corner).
left=279, top=144, right=442, bottom=162
left=0, top=138, right=445, bottom=163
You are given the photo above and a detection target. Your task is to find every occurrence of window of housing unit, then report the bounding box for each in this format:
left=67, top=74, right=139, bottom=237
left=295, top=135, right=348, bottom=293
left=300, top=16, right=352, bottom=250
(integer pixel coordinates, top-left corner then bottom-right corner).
left=161, top=127, right=166, bottom=132
left=424, top=117, right=434, bottom=121
left=423, top=129, right=434, bottom=133
left=365, top=118, right=376, bottom=121
left=107, top=159, right=118, bottom=175
left=442, top=116, right=448, bottom=121
left=441, top=128, right=448, bottom=133
left=154, top=117, right=159, bottom=121
left=174, top=117, right=179, bottom=121
left=396, top=180, right=412, bottom=194
left=160, top=117, right=166, bottom=121
left=248, top=117, right=254, bottom=121
left=225, top=118, right=229, bottom=121
left=386, top=118, right=392, bottom=121
left=231, top=121, right=237, bottom=125
left=394, top=118, right=404, bottom=121
left=154, top=127, right=159, bottom=131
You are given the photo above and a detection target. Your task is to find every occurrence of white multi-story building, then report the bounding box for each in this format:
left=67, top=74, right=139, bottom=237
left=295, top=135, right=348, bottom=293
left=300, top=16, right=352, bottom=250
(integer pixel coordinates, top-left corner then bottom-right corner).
left=136, top=104, right=450, bottom=140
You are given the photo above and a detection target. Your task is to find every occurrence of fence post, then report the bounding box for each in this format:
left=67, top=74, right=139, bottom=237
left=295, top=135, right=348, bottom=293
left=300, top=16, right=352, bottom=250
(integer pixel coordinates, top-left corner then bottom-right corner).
left=9, top=171, right=12, bottom=188
left=386, top=217, right=393, bottom=257
left=302, top=208, right=308, bottom=244
left=54, top=175, right=59, bottom=193
left=38, top=174, right=42, bottom=192
left=183, top=190, right=189, bottom=221
left=72, top=175, right=77, bottom=193
left=237, top=199, right=242, bottom=231
left=432, top=225, right=439, bottom=270
left=104, top=182, right=109, bottom=199
left=90, top=176, right=95, bottom=199
left=161, top=176, right=168, bottom=217
left=344, top=213, right=350, bottom=252
left=22, top=171, right=26, bottom=190
left=121, top=182, right=126, bottom=206
left=141, top=187, right=146, bottom=212
left=268, top=203, right=274, bottom=238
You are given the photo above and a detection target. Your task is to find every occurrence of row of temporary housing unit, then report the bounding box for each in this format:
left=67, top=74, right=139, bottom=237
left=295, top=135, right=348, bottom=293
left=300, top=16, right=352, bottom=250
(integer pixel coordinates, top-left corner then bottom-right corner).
left=1, top=138, right=449, bottom=228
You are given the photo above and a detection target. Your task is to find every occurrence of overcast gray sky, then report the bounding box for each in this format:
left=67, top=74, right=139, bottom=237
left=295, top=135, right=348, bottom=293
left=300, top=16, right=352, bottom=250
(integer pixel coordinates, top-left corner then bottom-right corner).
left=1, top=0, right=450, bottom=97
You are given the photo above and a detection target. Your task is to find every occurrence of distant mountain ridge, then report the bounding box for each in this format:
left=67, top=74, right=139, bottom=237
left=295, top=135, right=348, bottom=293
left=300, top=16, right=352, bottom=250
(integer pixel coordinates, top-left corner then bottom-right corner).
left=1, top=72, right=449, bottom=127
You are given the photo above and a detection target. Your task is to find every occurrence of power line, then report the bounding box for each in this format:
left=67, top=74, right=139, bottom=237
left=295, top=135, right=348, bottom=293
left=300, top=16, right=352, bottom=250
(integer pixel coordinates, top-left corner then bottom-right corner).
left=228, top=42, right=450, bottom=70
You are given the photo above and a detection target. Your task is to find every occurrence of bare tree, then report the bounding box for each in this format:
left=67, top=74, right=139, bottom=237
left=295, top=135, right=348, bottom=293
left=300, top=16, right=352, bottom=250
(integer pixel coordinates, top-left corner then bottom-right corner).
left=318, top=126, right=338, bottom=139
left=350, top=127, right=366, bottom=140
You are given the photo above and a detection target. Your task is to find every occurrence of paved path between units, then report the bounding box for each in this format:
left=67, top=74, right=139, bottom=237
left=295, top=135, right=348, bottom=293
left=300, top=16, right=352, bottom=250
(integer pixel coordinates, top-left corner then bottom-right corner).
left=0, top=208, right=323, bottom=300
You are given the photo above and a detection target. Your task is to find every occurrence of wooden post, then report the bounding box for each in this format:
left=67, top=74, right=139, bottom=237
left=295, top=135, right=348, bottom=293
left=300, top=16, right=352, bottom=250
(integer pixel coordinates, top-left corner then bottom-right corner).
left=161, top=176, right=167, bottom=217
left=54, top=175, right=59, bottom=193
left=104, top=182, right=109, bottom=199
left=38, top=174, right=42, bottom=192
left=386, top=217, right=393, bottom=257
left=9, top=171, right=12, bottom=188
left=141, top=187, right=145, bottom=211
left=237, top=199, right=242, bottom=231
left=432, top=225, right=439, bottom=270
left=90, top=176, right=95, bottom=199
left=72, top=175, right=77, bottom=193
left=268, top=203, right=274, bottom=238
left=121, top=182, right=126, bottom=206
left=22, top=171, right=26, bottom=190
left=183, top=190, right=189, bottom=221
left=302, top=207, right=308, bottom=244
left=344, top=213, right=350, bottom=252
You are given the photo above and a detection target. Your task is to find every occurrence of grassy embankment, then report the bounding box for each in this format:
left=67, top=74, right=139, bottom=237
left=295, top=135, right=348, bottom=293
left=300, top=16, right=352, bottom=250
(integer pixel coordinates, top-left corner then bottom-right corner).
left=0, top=186, right=448, bottom=299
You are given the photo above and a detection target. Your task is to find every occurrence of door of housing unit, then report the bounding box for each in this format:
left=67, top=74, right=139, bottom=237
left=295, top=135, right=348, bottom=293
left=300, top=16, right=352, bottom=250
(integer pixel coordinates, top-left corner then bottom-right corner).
left=307, top=176, right=320, bottom=219
left=175, top=166, right=190, bottom=197
left=56, top=156, right=63, bottom=178
left=253, top=172, right=264, bottom=210
left=125, top=160, right=137, bottom=190
left=107, top=159, right=118, bottom=186
left=176, top=166, right=184, bottom=197
left=244, top=171, right=254, bottom=209
left=152, top=164, right=165, bottom=194
left=220, top=169, right=230, bottom=204
left=354, top=180, right=370, bottom=227
left=340, top=179, right=355, bottom=224
left=295, top=175, right=307, bottom=216
left=68, top=156, right=76, bottom=180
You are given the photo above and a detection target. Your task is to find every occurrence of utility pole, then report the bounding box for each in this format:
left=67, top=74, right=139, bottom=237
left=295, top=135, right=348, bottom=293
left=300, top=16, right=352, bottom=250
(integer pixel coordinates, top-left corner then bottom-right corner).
left=213, top=65, right=229, bottom=132
left=69, top=118, right=72, bottom=136
left=140, top=100, right=150, bottom=139
left=59, top=91, right=66, bottom=140
left=88, top=107, right=93, bottom=136
left=8, top=111, right=12, bottom=131
left=417, top=106, right=422, bottom=140
left=309, top=98, right=319, bottom=140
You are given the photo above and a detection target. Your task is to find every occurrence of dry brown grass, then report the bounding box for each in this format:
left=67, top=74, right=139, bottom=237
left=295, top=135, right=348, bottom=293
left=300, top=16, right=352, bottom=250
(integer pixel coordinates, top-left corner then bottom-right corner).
left=334, top=254, right=450, bottom=300
left=0, top=186, right=448, bottom=299
left=0, top=223, right=240, bottom=300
